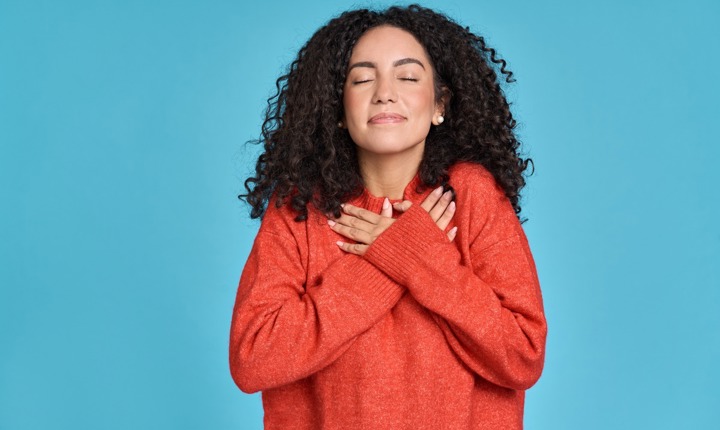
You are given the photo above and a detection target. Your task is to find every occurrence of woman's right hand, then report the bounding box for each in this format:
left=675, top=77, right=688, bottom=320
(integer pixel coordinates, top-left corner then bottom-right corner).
left=393, top=186, right=458, bottom=242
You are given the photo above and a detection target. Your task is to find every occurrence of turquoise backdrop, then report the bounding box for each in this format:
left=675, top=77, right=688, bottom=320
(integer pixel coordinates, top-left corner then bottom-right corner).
left=1, top=0, right=718, bottom=429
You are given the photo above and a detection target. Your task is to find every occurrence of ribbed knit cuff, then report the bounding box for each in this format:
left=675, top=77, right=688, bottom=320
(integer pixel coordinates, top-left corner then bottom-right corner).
left=364, top=204, right=462, bottom=293
left=322, top=252, right=406, bottom=320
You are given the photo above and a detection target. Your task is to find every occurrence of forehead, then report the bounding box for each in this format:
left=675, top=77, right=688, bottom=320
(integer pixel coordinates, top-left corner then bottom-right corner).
left=349, top=25, right=430, bottom=63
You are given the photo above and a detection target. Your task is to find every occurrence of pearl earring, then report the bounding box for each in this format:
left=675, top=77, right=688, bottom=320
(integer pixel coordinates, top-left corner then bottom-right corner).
left=337, top=121, right=344, bottom=128
left=437, top=115, right=444, bottom=125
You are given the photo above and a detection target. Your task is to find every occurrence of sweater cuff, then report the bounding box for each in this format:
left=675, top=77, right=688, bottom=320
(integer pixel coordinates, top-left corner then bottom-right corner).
left=323, top=253, right=407, bottom=319
left=364, top=204, right=461, bottom=289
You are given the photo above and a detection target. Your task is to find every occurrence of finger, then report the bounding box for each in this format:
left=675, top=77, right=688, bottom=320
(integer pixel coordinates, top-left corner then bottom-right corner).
left=333, top=213, right=375, bottom=232
left=436, top=200, right=456, bottom=230
left=447, top=226, right=458, bottom=242
left=420, top=186, right=444, bottom=212
left=380, top=198, right=392, bottom=218
left=328, top=219, right=373, bottom=245
left=392, top=200, right=413, bottom=213
left=336, top=240, right=368, bottom=256
left=428, top=190, right=453, bottom=222
left=342, top=204, right=381, bottom=224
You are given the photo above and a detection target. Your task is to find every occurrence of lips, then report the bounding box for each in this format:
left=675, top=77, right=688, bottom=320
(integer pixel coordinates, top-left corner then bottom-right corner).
left=368, top=112, right=406, bottom=124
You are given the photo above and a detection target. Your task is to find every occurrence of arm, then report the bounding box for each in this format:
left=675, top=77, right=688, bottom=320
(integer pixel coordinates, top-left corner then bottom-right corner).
left=229, top=206, right=405, bottom=394
left=363, top=202, right=547, bottom=390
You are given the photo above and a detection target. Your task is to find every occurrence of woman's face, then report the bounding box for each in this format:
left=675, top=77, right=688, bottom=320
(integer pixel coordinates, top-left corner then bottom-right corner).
left=342, top=26, right=443, bottom=162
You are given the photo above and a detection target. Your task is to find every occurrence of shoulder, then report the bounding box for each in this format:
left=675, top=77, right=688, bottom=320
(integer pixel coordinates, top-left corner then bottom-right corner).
left=448, top=162, right=506, bottom=207
left=447, top=162, right=520, bottom=244
left=257, top=195, right=308, bottom=239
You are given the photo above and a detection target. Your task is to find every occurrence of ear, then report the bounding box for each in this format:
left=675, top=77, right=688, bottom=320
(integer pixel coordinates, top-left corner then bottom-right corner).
left=433, top=86, right=450, bottom=125
left=338, top=112, right=347, bottom=129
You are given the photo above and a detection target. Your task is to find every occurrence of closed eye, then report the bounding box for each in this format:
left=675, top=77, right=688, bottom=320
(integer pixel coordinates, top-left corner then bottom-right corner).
left=399, top=77, right=418, bottom=82
left=352, top=79, right=373, bottom=85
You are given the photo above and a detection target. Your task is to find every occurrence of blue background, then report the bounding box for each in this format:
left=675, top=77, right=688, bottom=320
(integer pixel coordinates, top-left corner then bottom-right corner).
left=1, top=0, right=718, bottom=428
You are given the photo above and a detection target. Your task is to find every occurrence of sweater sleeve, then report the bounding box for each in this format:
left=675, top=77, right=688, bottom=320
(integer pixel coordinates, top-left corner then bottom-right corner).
left=229, top=208, right=405, bottom=394
left=363, top=201, right=547, bottom=391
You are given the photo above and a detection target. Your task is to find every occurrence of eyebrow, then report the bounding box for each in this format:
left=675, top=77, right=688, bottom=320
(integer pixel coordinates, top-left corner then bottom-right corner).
left=348, top=57, right=426, bottom=71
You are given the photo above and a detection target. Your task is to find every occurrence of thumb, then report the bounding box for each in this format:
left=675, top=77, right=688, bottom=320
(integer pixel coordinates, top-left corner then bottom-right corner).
left=392, top=200, right=413, bottom=213
left=380, top=198, right=393, bottom=218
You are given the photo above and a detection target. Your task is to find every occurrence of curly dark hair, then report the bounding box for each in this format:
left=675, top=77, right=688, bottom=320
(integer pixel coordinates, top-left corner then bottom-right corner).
left=240, top=4, right=533, bottom=221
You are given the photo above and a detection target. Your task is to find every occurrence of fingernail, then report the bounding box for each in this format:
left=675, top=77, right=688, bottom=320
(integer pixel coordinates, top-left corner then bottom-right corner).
left=448, top=201, right=456, bottom=211
left=434, top=186, right=443, bottom=195
left=336, top=241, right=344, bottom=247
left=327, top=219, right=336, bottom=227
left=383, top=198, right=390, bottom=210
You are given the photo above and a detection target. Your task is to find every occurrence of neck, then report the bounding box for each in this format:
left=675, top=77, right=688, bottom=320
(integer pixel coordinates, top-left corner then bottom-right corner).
left=357, top=148, right=423, bottom=200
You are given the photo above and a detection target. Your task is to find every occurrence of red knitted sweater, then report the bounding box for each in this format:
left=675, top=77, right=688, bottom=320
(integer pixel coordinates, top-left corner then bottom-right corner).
left=229, top=162, right=547, bottom=429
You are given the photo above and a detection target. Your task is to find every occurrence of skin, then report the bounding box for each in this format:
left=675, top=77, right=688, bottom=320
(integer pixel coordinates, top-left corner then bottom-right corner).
left=341, top=25, right=444, bottom=192
left=329, top=25, right=456, bottom=256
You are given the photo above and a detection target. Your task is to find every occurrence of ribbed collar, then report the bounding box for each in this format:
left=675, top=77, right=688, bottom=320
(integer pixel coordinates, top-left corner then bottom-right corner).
left=347, top=173, right=430, bottom=214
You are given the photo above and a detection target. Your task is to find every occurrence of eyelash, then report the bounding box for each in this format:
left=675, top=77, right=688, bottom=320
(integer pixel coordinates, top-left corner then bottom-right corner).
left=352, top=77, right=418, bottom=85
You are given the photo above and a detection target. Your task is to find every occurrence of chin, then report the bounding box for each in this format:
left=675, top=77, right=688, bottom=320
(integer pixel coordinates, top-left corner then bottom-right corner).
left=355, top=140, right=425, bottom=157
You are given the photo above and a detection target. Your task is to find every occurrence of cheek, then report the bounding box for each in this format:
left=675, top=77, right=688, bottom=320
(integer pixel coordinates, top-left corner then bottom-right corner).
left=410, top=88, right=437, bottom=116
left=343, top=91, right=363, bottom=121
left=411, top=82, right=435, bottom=112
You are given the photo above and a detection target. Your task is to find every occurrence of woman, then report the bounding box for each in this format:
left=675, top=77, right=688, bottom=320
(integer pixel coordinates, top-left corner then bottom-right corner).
left=229, top=5, right=547, bottom=429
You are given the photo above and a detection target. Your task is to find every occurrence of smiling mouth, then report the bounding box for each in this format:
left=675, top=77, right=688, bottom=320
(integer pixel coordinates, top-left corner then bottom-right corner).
left=368, top=113, right=406, bottom=124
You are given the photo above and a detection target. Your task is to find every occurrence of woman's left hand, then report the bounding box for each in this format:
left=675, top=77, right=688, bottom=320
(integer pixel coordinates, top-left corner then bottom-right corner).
left=328, top=198, right=394, bottom=256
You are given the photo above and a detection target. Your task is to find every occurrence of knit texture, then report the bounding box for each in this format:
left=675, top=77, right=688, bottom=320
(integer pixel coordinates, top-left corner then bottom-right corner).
left=229, top=162, right=547, bottom=429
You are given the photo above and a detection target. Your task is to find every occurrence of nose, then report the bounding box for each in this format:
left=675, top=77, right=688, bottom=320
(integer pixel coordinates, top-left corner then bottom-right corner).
left=373, top=74, right=397, bottom=104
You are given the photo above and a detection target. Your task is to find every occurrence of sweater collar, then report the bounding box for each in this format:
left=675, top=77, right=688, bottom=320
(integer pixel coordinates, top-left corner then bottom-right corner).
left=348, top=173, right=429, bottom=213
